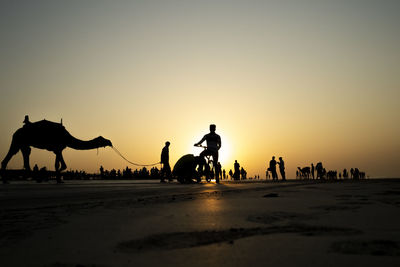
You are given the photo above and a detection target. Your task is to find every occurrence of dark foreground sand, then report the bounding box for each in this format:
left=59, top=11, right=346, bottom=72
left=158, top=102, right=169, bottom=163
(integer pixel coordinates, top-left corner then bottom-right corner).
left=1, top=179, right=399, bottom=267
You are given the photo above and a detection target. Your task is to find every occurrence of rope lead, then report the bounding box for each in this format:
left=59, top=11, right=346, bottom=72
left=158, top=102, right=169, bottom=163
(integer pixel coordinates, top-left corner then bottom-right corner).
left=111, top=146, right=161, bottom=167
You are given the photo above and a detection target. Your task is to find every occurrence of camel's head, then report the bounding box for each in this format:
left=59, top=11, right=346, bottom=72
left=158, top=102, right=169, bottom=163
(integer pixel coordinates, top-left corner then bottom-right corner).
left=96, top=136, right=113, bottom=148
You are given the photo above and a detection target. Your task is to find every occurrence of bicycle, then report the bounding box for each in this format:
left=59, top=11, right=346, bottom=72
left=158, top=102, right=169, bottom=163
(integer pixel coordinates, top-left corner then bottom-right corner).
left=194, top=144, right=219, bottom=183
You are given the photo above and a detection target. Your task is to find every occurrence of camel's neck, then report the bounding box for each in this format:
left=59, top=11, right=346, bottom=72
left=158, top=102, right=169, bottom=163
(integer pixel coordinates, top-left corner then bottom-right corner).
left=67, top=136, right=103, bottom=150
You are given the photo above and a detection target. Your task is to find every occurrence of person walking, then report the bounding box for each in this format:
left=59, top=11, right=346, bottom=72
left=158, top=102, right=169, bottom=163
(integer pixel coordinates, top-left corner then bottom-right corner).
left=160, top=141, right=171, bottom=182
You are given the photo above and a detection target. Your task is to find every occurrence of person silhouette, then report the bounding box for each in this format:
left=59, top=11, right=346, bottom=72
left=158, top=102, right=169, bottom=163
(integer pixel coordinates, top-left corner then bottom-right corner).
left=240, top=167, right=246, bottom=180
left=278, top=157, right=286, bottom=181
left=23, top=115, right=31, bottom=126
left=354, top=168, right=360, bottom=179
left=234, top=160, right=240, bottom=180
left=100, top=165, right=104, bottom=178
left=194, top=124, right=221, bottom=174
left=311, top=163, right=315, bottom=179
left=269, top=156, right=278, bottom=181
left=216, top=162, right=222, bottom=181
left=343, top=168, right=348, bottom=179
left=160, top=141, right=171, bottom=183
left=173, top=154, right=204, bottom=183
left=316, top=162, right=324, bottom=179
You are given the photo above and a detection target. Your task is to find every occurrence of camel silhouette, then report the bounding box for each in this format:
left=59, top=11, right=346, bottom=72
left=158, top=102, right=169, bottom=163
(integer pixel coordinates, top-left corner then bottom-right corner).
left=297, top=167, right=311, bottom=179
left=1, top=117, right=112, bottom=183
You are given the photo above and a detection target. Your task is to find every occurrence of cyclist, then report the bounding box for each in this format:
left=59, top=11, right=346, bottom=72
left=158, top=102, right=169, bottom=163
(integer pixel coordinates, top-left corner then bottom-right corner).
left=194, top=124, right=221, bottom=174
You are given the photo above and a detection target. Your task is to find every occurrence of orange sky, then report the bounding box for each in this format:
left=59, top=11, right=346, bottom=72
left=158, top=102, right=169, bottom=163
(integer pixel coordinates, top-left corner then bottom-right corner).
left=1, top=1, right=399, bottom=177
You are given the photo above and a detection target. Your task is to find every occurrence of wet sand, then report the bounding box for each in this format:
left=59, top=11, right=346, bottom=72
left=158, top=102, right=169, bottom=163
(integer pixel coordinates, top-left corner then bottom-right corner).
left=1, top=179, right=399, bottom=267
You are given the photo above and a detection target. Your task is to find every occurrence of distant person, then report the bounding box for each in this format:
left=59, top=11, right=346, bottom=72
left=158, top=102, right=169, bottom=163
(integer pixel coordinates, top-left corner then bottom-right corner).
left=23, top=115, right=31, bottom=127
left=343, top=169, right=348, bottom=179
left=32, top=164, right=40, bottom=182
left=278, top=157, right=286, bottom=181
left=160, top=141, right=171, bottom=183
left=194, top=124, right=221, bottom=173
left=229, top=169, right=233, bottom=180
left=234, top=160, right=240, bottom=180
left=269, top=156, right=278, bottom=181
left=315, top=162, right=324, bottom=179
left=100, top=165, right=104, bottom=178
left=350, top=168, right=354, bottom=179
left=216, top=162, right=222, bottom=180
left=33, top=164, right=39, bottom=172
left=353, top=168, right=360, bottom=179
left=311, top=163, right=315, bottom=179
left=266, top=169, right=270, bottom=180
left=223, top=169, right=226, bottom=179
left=240, top=167, right=247, bottom=180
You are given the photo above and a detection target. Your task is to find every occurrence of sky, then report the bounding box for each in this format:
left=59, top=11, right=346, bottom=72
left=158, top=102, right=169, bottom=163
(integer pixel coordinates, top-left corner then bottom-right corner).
left=0, top=0, right=399, bottom=178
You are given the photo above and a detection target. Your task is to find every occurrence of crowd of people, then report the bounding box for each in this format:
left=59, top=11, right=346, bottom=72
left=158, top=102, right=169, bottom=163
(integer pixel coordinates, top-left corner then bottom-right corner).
left=296, top=162, right=366, bottom=180
left=99, top=165, right=162, bottom=180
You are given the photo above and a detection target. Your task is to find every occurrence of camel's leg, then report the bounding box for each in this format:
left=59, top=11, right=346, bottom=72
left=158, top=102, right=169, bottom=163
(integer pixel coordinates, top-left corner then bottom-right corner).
left=55, top=152, right=66, bottom=183
left=1, top=142, right=20, bottom=170
left=55, top=152, right=67, bottom=172
left=1, top=142, right=21, bottom=183
left=21, top=146, right=31, bottom=171
left=55, top=154, right=60, bottom=172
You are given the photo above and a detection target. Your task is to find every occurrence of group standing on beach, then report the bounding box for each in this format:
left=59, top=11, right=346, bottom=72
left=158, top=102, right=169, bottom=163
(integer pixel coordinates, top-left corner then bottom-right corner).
left=1, top=117, right=368, bottom=183
left=266, top=156, right=286, bottom=181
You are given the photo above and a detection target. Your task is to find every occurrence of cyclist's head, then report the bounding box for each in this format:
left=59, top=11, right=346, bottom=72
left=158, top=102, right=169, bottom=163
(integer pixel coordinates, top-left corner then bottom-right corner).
left=165, top=141, right=170, bottom=146
left=209, top=124, right=216, bottom=132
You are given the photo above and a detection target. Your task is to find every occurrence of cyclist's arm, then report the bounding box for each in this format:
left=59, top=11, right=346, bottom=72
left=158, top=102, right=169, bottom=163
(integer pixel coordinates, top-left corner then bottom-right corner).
left=194, top=135, right=207, bottom=146
left=217, top=135, right=221, bottom=150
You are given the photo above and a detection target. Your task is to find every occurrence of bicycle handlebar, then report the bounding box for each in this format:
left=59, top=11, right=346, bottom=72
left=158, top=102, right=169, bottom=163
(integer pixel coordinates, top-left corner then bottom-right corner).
left=194, top=144, right=207, bottom=149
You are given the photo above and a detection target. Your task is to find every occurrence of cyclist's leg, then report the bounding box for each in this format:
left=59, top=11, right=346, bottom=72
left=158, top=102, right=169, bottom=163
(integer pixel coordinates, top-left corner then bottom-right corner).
left=198, top=150, right=207, bottom=173
left=211, top=151, right=219, bottom=182
left=199, top=150, right=212, bottom=174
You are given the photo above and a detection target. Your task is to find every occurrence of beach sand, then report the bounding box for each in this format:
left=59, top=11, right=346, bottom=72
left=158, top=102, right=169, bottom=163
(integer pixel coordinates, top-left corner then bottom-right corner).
left=0, top=179, right=399, bottom=267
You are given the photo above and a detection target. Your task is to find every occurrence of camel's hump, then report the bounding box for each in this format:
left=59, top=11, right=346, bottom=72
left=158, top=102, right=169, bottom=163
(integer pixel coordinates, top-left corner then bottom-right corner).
left=28, top=119, right=66, bottom=131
